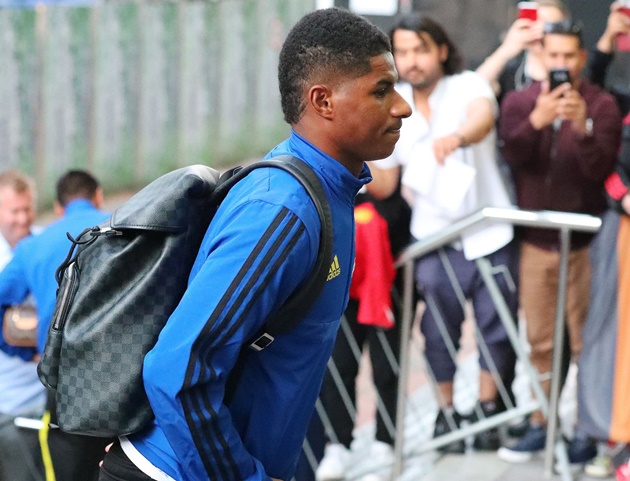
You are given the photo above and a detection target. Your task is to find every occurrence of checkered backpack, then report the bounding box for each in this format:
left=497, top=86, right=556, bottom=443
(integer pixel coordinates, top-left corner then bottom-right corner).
left=37, top=156, right=332, bottom=437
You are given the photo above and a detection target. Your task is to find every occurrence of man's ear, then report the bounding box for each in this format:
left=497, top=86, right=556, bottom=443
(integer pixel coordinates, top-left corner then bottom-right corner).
left=308, top=84, right=335, bottom=119
left=438, top=43, right=448, bottom=64
left=577, top=49, right=587, bottom=72
left=53, top=201, right=64, bottom=217
left=92, top=187, right=104, bottom=209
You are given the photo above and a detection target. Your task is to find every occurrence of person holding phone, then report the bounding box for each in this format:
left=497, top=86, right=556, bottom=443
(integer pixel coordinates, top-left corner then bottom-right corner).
left=498, top=20, right=621, bottom=466
left=476, top=0, right=567, bottom=102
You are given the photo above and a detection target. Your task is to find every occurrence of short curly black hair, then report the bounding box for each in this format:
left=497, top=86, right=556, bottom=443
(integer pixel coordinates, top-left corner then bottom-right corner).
left=279, top=8, right=391, bottom=125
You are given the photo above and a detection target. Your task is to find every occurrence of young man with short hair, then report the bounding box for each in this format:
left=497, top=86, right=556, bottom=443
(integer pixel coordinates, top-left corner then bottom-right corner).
left=98, top=7, right=411, bottom=481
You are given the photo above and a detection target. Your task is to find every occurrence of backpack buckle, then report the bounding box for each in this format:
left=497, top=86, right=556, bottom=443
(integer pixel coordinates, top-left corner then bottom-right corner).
left=249, top=333, right=275, bottom=352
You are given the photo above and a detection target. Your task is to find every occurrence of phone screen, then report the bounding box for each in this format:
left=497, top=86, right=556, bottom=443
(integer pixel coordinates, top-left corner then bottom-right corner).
left=517, top=1, right=538, bottom=21
left=549, top=68, right=571, bottom=91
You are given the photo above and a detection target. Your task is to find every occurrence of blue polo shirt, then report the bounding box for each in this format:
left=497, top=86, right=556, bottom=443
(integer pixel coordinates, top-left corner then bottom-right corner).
left=0, top=199, right=109, bottom=353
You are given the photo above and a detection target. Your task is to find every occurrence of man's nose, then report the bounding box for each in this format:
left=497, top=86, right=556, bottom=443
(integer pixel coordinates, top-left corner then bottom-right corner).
left=16, top=211, right=31, bottom=226
left=393, top=92, right=412, bottom=119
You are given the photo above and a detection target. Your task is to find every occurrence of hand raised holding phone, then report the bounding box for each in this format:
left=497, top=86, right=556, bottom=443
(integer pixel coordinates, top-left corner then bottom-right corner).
left=517, top=1, right=538, bottom=21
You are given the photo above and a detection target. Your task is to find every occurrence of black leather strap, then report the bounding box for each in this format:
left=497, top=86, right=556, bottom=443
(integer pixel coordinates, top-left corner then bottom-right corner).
left=211, top=156, right=333, bottom=350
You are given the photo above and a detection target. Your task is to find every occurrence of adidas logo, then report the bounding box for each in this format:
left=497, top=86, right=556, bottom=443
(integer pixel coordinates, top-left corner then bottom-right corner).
left=327, top=255, right=341, bottom=281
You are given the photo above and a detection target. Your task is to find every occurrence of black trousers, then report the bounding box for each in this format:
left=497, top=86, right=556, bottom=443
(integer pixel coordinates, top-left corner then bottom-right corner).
left=319, top=295, right=401, bottom=448
left=99, top=441, right=153, bottom=481
left=44, top=392, right=115, bottom=481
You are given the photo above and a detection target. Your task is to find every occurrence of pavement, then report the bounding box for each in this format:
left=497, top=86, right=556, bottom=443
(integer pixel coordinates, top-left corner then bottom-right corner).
left=347, top=345, right=615, bottom=481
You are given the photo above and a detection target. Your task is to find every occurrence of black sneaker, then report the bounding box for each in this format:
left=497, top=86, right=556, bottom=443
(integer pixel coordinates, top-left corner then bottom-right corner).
left=470, top=401, right=501, bottom=451
left=497, top=424, right=546, bottom=463
left=563, top=436, right=597, bottom=472
left=506, top=415, right=531, bottom=439
left=433, top=409, right=465, bottom=454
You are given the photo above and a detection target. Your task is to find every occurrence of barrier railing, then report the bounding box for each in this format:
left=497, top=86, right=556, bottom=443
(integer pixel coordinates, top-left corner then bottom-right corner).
left=393, top=207, right=601, bottom=481
left=302, top=206, right=602, bottom=481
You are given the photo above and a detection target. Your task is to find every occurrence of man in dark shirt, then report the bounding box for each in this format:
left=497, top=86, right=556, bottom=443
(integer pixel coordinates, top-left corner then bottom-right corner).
left=498, top=20, right=621, bottom=464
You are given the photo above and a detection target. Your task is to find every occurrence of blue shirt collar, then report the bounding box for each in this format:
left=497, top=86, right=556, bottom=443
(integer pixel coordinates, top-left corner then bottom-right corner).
left=265, top=131, right=371, bottom=202
left=64, top=199, right=102, bottom=217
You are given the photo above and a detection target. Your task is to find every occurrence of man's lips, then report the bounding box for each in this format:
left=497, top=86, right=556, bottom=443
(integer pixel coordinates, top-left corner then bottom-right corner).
left=387, top=122, right=403, bottom=134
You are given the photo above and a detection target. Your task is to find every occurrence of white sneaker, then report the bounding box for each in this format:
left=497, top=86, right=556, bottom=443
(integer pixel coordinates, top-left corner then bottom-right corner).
left=316, top=444, right=351, bottom=481
left=584, top=454, right=614, bottom=478
left=358, top=441, right=394, bottom=481
left=369, top=441, right=394, bottom=465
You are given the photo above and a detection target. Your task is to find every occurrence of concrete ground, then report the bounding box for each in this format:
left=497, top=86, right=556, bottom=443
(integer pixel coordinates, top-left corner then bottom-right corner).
left=347, top=320, right=617, bottom=481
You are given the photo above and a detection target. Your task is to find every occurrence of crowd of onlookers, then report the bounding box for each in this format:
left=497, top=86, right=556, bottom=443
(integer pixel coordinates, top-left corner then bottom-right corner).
left=316, top=2, right=630, bottom=481
left=1, top=2, right=630, bottom=481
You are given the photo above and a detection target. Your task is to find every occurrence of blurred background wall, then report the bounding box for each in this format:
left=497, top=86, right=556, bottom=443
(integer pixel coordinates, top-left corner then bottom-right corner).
left=0, top=0, right=312, bottom=205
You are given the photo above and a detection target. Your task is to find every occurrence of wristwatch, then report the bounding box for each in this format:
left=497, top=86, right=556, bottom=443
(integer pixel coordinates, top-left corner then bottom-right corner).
left=584, top=118, right=594, bottom=137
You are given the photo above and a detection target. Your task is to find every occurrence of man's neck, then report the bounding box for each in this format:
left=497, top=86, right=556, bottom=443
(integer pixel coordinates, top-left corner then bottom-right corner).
left=411, top=76, right=443, bottom=120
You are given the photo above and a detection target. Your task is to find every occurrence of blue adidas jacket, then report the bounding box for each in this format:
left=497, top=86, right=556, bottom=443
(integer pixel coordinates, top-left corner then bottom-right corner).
left=129, top=132, right=371, bottom=481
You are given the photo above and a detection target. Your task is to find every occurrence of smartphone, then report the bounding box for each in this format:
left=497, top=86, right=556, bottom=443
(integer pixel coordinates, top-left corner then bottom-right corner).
left=549, top=68, right=571, bottom=91
left=517, top=1, right=538, bottom=21
left=617, top=6, right=630, bottom=51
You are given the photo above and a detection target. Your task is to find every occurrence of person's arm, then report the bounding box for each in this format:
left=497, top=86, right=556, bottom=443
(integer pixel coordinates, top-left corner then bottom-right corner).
left=589, top=2, right=630, bottom=86
left=476, top=18, right=539, bottom=95
left=0, top=248, right=36, bottom=360
left=432, top=96, right=495, bottom=164
left=597, top=2, right=630, bottom=54
left=568, top=93, right=622, bottom=183
left=143, top=196, right=316, bottom=481
left=499, top=89, right=549, bottom=169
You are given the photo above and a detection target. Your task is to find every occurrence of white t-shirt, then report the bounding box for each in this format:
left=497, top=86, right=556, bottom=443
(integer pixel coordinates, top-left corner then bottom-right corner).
left=372, top=71, right=513, bottom=260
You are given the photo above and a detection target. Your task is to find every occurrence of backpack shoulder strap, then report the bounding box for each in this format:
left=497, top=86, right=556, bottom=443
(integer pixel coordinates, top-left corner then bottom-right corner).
left=211, top=155, right=333, bottom=351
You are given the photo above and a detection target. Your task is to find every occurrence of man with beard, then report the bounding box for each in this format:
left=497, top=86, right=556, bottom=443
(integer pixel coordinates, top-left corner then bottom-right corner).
left=368, top=14, right=518, bottom=454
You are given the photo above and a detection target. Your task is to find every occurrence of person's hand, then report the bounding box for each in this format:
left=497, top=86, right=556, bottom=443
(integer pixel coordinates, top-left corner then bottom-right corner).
left=497, top=18, right=541, bottom=58
left=432, top=134, right=463, bottom=165
left=99, top=443, right=113, bottom=468
left=529, top=81, right=571, bottom=130
left=557, top=89, right=588, bottom=133
left=598, top=2, right=630, bottom=52
left=621, top=193, right=630, bottom=215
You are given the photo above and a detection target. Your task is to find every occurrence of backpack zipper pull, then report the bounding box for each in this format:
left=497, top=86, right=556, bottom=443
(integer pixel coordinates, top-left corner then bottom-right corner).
left=93, top=226, right=123, bottom=237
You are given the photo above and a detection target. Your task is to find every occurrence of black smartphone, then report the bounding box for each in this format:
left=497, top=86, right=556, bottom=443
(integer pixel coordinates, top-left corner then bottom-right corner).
left=549, top=67, right=571, bottom=91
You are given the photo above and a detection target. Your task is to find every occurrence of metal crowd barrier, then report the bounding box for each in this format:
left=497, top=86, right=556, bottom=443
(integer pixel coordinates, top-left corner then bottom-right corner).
left=302, top=207, right=601, bottom=481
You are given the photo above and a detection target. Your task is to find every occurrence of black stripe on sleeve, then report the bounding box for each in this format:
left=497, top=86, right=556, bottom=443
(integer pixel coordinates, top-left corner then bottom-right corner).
left=181, top=207, right=308, bottom=480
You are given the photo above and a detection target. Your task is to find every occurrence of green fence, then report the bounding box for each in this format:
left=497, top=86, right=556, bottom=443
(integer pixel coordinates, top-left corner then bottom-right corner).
left=0, top=0, right=314, bottom=206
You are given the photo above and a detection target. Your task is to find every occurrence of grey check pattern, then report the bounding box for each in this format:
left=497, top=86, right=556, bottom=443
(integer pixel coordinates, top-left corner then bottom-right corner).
left=37, top=158, right=328, bottom=437
left=38, top=165, right=220, bottom=436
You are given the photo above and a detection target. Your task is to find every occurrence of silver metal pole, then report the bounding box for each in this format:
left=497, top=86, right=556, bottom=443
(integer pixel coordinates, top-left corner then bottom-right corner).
left=543, top=227, right=572, bottom=481
left=392, top=261, right=415, bottom=480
